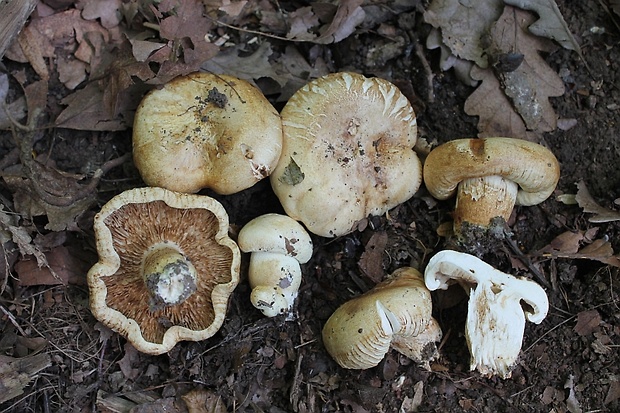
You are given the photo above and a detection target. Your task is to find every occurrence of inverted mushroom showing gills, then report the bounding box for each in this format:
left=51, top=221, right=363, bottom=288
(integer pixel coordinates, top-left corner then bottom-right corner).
left=424, top=250, right=549, bottom=378
left=87, top=187, right=241, bottom=355
left=237, top=213, right=313, bottom=318
left=322, top=267, right=441, bottom=370
left=270, top=72, right=422, bottom=237
left=133, top=72, right=282, bottom=195
left=423, top=137, right=560, bottom=237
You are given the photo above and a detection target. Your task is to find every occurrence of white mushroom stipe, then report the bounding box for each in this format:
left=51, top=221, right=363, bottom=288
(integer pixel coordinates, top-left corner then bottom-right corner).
left=424, top=250, right=549, bottom=378
left=238, top=214, right=313, bottom=318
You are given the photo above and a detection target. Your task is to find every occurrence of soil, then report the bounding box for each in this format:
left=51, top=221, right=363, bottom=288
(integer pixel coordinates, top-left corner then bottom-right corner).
left=1, top=1, right=619, bottom=413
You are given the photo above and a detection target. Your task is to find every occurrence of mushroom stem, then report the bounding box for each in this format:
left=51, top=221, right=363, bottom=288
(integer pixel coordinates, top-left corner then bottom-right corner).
left=453, top=175, right=519, bottom=230
left=142, top=244, right=198, bottom=310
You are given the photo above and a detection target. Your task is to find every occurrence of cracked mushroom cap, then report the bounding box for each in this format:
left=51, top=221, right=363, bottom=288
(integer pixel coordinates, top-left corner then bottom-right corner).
left=133, top=72, right=282, bottom=195
left=87, top=187, right=241, bottom=355
left=322, top=267, right=441, bottom=370
left=270, top=72, right=422, bottom=237
left=423, top=137, right=560, bottom=206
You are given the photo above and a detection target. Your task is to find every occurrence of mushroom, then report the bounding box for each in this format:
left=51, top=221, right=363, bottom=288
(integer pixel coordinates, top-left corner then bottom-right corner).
left=322, top=267, right=441, bottom=370
left=422, top=137, right=560, bottom=236
left=424, top=250, right=549, bottom=378
left=237, top=213, right=313, bottom=318
left=87, top=187, right=241, bottom=354
left=270, top=72, right=422, bottom=237
left=133, top=72, right=282, bottom=195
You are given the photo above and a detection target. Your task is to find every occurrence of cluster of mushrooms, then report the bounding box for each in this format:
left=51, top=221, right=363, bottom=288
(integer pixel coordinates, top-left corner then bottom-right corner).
left=87, top=71, right=560, bottom=379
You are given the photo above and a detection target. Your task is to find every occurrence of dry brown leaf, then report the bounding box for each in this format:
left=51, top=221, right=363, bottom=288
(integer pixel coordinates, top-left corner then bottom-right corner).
left=424, top=0, right=504, bottom=68
left=464, top=7, right=564, bottom=137
left=358, top=231, right=388, bottom=283
left=202, top=42, right=290, bottom=88
left=504, top=0, right=582, bottom=53
left=287, top=6, right=321, bottom=41
left=78, top=0, right=122, bottom=29
left=537, top=230, right=620, bottom=268
left=464, top=65, right=529, bottom=138
left=13, top=245, right=89, bottom=286
left=573, top=309, right=601, bottom=336
left=489, top=7, right=565, bottom=133
left=314, top=0, right=366, bottom=44
left=605, top=380, right=620, bottom=405
left=575, top=180, right=620, bottom=223
left=118, top=343, right=141, bottom=380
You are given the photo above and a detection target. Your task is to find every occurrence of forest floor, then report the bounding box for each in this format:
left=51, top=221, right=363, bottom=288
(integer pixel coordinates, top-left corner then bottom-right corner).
left=0, top=0, right=619, bottom=412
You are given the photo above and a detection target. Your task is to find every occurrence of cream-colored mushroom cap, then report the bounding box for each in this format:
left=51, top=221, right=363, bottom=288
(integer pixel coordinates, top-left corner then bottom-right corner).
left=270, top=72, right=422, bottom=237
left=133, top=72, right=282, bottom=195
left=238, top=213, right=313, bottom=264
left=423, top=138, right=560, bottom=205
left=238, top=213, right=313, bottom=317
left=87, top=187, right=241, bottom=355
left=322, top=267, right=441, bottom=370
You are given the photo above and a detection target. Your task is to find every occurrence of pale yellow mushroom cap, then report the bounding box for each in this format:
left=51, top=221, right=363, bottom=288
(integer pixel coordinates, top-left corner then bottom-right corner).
left=322, top=267, right=441, bottom=369
left=133, top=72, right=283, bottom=195
left=270, top=72, right=422, bottom=237
left=87, top=187, right=241, bottom=355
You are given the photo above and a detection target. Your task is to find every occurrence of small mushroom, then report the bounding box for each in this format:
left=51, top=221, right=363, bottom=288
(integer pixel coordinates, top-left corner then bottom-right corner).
left=423, top=137, right=560, bottom=236
left=237, top=213, right=313, bottom=318
left=87, top=187, right=241, bottom=354
left=424, top=250, right=549, bottom=378
left=322, top=267, right=441, bottom=370
left=133, top=72, right=282, bottom=195
left=270, top=72, right=422, bottom=237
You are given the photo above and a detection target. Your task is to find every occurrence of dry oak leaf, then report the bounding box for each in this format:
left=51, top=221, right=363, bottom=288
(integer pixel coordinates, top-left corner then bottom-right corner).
left=504, top=0, right=582, bottom=53
left=537, top=230, right=620, bottom=268
left=424, top=0, right=504, bottom=68
left=573, top=309, right=601, bottom=336
left=464, top=7, right=564, bottom=137
left=78, top=0, right=123, bottom=29
left=575, top=180, right=620, bottom=223
left=464, top=65, right=529, bottom=138
left=490, top=6, right=565, bottom=132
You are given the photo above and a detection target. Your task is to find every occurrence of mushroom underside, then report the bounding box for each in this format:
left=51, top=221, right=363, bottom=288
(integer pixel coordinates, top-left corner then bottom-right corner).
left=100, top=201, right=235, bottom=343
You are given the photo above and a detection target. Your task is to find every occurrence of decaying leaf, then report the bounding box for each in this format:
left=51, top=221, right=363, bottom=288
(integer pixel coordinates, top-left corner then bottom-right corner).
left=202, top=42, right=286, bottom=86
left=358, top=231, right=388, bottom=283
left=464, top=7, right=564, bottom=137
left=14, top=245, right=89, bottom=286
left=489, top=6, right=564, bottom=133
left=424, top=0, right=504, bottom=68
left=574, top=180, right=620, bottom=223
left=503, top=0, right=582, bottom=53
left=573, top=309, right=601, bottom=336
left=182, top=388, right=227, bottom=413
left=464, top=65, right=529, bottom=138
left=537, top=229, right=620, bottom=268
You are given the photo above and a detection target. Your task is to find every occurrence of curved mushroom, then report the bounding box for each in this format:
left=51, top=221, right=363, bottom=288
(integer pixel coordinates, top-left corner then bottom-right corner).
left=424, top=250, right=549, bottom=378
left=237, top=213, right=313, bottom=318
left=87, top=187, right=241, bottom=354
left=322, top=267, right=441, bottom=370
left=133, top=72, right=282, bottom=195
left=270, top=72, right=422, bottom=237
left=423, top=137, right=560, bottom=235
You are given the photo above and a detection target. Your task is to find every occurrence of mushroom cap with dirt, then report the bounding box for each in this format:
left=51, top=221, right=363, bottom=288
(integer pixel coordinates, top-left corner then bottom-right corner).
left=270, top=72, right=422, bottom=238
left=133, top=72, right=282, bottom=195
left=422, top=137, right=560, bottom=235
left=424, top=250, right=549, bottom=378
left=322, top=267, right=441, bottom=370
left=237, top=213, right=313, bottom=318
left=87, top=187, right=241, bottom=355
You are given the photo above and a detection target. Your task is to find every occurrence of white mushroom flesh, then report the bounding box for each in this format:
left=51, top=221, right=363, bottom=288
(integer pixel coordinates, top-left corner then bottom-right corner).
left=424, top=250, right=549, bottom=378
